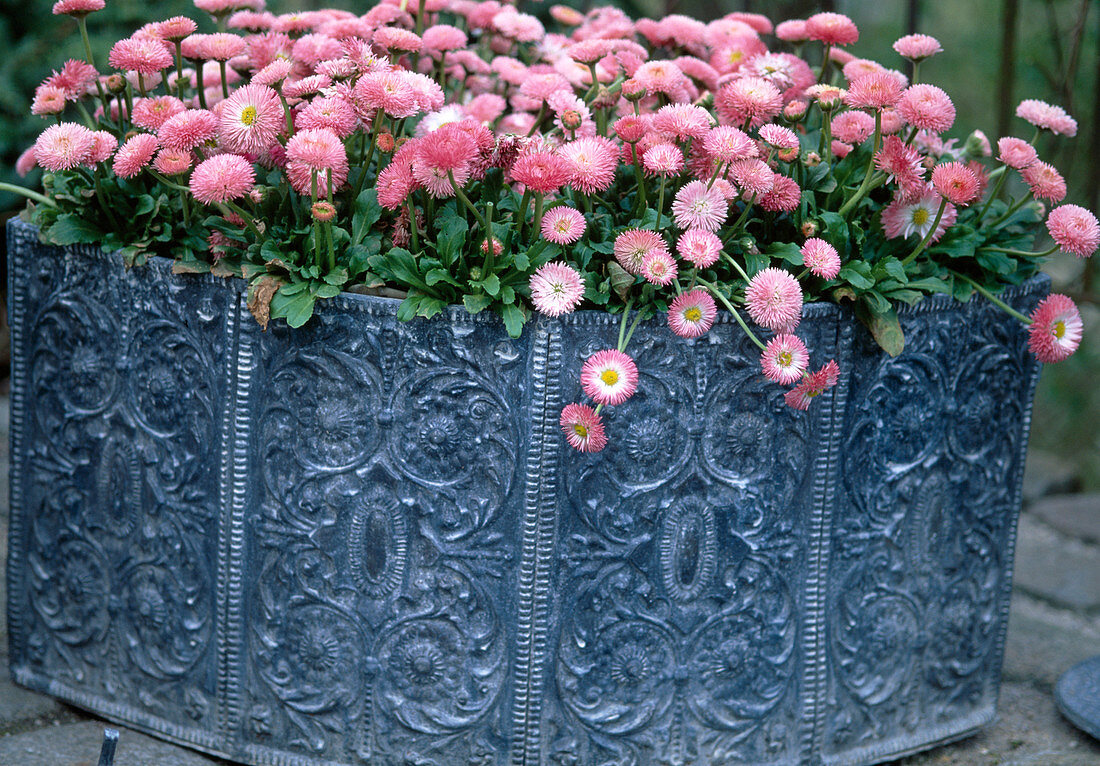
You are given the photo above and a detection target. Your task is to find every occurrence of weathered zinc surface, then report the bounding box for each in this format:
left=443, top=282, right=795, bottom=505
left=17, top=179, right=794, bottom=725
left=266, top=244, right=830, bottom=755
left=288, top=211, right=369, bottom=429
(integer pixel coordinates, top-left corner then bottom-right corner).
left=6, top=217, right=1044, bottom=766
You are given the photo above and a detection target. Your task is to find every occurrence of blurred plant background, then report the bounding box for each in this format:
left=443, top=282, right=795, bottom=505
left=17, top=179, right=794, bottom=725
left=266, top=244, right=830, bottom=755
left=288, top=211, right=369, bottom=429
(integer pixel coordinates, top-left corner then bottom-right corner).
left=1, top=0, right=1097, bottom=485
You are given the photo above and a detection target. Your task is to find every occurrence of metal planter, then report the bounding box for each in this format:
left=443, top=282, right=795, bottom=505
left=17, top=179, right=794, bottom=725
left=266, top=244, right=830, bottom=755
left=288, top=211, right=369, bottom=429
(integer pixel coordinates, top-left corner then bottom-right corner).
left=6, top=217, right=1045, bottom=766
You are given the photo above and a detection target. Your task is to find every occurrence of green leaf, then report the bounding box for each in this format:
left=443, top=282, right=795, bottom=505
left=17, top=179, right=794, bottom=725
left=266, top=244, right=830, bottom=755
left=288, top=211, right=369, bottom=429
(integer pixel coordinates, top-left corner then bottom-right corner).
left=744, top=252, right=769, bottom=277
left=766, top=241, right=803, bottom=266
left=976, top=250, right=1017, bottom=275
left=134, top=195, right=155, bottom=216
left=859, top=301, right=905, bottom=357
left=44, top=214, right=102, bottom=246
left=463, top=293, right=493, bottom=314
left=323, top=267, right=348, bottom=286
left=270, top=287, right=316, bottom=328
left=351, top=188, right=382, bottom=246
left=396, top=293, right=422, bottom=321
left=882, top=257, right=908, bottom=283
left=476, top=273, right=501, bottom=297
left=369, top=247, right=432, bottom=291
left=416, top=296, right=447, bottom=318
left=501, top=303, right=525, bottom=338
left=839, top=262, right=875, bottom=290
left=436, top=211, right=468, bottom=266
left=513, top=250, right=530, bottom=271
left=313, top=283, right=341, bottom=299
left=425, top=268, right=462, bottom=287
left=499, top=285, right=515, bottom=304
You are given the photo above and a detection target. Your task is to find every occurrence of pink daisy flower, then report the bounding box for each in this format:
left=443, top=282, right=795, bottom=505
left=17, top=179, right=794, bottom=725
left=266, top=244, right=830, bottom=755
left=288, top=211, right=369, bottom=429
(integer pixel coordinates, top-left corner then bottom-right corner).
left=652, top=103, right=714, bottom=141
left=510, top=151, right=572, bottom=195
left=1016, top=99, right=1078, bottom=137
left=157, top=16, right=198, bottom=41
left=641, top=250, right=678, bottom=286
left=702, top=125, right=757, bottom=162
left=715, top=76, right=784, bottom=129
left=15, top=147, right=37, bottom=177
left=875, top=135, right=926, bottom=201
left=730, top=158, right=775, bottom=198
left=541, top=206, right=586, bottom=245
left=219, top=83, right=283, bottom=155
left=530, top=261, right=584, bottom=317
left=805, top=12, right=859, bottom=46
left=560, top=403, right=607, bottom=453
left=671, top=180, right=728, bottom=232
left=580, top=349, right=639, bottom=406
left=87, top=131, right=117, bottom=165
left=108, top=35, right=174, bottom=76
left=801, top=238, right=841, bottom=279
left=189, top=153, right=255, bottom=204
left=776, top=20, right=809, bottom=43
left=1046, top=204, right=1100, bottom=258
left=881, top=188, right=958, bottom=242
left=33, top=122, right=95, bottom=171
left=893, top=34, right=942, bottom=61
left=112, top=133, right=158, bottom=178
left=353, top=70, right=421, bottom=120
left=31, top=85, right=67, bottom=116
left=296, top=96, right=358, bottom=138
left=931, top=161, right=981, bottom=206
left=760, top=334, right=810, bottom=384
left=677, top=229, right=722, bottom=268
left=285, top=127, right=349, bottom=197
left=997, top=137, right=1038, bottom=169
left=758, top=124, right=799, bottom=150
left=1028, top=294, right=1083, bottom=363
left=898, top=84, right=955, bottom=133
left=52, top=0, right=104, bottom=16
left=643, top=144, right=685, bottom=177
left=614, top=229, right=669, bottom=275
left=844, top=72, right=904, bottom=110
left=372, top=27, right=423, bottom=53
left=252, top=59, right=294, bottom=88
left=785, top=359, right=841, bottom=410
left=1021, top=161, right=1067, bottom=203
left=158, top=109, right=219, bottom=151
left=759, top=175, right=802, bottom=213
left=560, top=136, right=619, bottom=195
left=633, top=60, right=690, bottom=100
left=668, top=288, right=717, bottom=338
left=131, top=96, right=186, bottom=132
left=375, top=158, right=416, bottom=210
left=43, top=59, right=98, bottom=101
left=153, top=148, right=193, bottom=175
left=745, top=267, right=803, bottom=333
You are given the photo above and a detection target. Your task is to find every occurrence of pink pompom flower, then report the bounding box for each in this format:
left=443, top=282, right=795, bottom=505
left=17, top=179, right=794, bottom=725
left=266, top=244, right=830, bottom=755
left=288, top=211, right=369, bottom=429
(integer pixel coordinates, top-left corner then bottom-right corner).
left=189, top=153, right=255, bottom=204
left=541, top=206, right=586, bottom=245
left=131, top=96, right=186, bottom=132
left=997, top=136, right=1038, bottom=169
left=286, top=128, right=349, bottom=197
left=219, top=83, right=283, bottom=155
left=511, top=152, right=572, bottom=195
left=1046, top=204, right=1100, bottom=258
left=760, top=333, right=810, bottom=384
left=108, top=36, right=174, bottom=76
left=844, top=72, right=904, bottom=111
left=530, top=261, right=584, bottom=317
left=745, top=267, right=803, bottom=333
left=898, top=84, right=955, bottom=133
left=112, top=133, right=158, bottom=178
left=560, top=136, right=619, bottom=195
left=893, top=34, right=942, bottom=61
left=33, top=122, right=95, bottom=171
left=152, top=148, right=193, bottom=176
left=785, top=360, right=841, bottom=410
left=580, top=349, right=639, bottom=406
left=668, top=288, right=717, bottom=338
left=1028, top=294, right=1083, bottom=363
left=931, top=161, right=981, bottom=206
left=1016, top=99, right=1078, bottom=137
left=642, top=144, right=685, bottom=177
left=158, top=109, right=219, bottom=151
left=614, top=229, right=669, bottom=275
left=677, top=229, right=722, bottom=268
left=715, top=76, right=784, bottom=129
left=641, top=249, right=678, bottom=286
left=51, top=0, right=105, bottom=17
left=671, top=180, right=728, bottom=232
left=703, top=125, right=757, bottom=163
left=560, top=402, right=607, bottom=453
left=1021, top=161, right=1067, bottom=203
left=801, top=238, right=841, bottom=279
left=806, top=12, right=859, bottom=46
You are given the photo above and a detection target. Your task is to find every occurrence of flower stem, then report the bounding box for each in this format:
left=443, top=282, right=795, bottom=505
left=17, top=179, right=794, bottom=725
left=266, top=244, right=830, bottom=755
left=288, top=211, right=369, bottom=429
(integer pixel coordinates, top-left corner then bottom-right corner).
left=722, top=251, right=750, bottom=281
left=654, top=176, right=666, bottom=231
left=449, top=170, right=489, bottom=233
left=902, top=197, right=948, bottom=265
left=616, top=296, right=635, bottom=350
left=697, top=277, right=766, bottom=350
left=975, top=167, right=1009, bottom=224
left=407, top=197, right=420, bottom=253
left=621, top=303, right=647, bottom=349
left=950, top=270, right=1032, bottom=323
left=219, top=200, right=264, bottom=241
left=837, top=110, right=882, bottom=217
left=989, top=195, right=1032, bottom=228
left=218, top=61, right=230, bottom=100
left=0, top=181, right=58, bottom=208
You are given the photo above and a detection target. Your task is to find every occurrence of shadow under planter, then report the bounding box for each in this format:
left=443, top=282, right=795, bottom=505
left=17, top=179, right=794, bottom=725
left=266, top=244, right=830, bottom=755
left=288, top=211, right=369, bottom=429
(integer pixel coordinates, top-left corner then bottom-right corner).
left=5, top=217, right=1045, bottom=766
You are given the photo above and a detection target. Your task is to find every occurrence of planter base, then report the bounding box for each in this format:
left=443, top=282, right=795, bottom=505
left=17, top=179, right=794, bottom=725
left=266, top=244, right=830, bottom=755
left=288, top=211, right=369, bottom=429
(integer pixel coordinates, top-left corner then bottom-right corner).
left=6, top=218, right=1045, bottom=765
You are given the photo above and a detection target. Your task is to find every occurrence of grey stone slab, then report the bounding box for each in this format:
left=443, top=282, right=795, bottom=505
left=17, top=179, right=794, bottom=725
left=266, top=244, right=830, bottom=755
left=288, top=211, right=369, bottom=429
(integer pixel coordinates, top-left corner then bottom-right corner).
left=1022, top=450, right=1081, bottom=506
left=1003, top=593, right=1100, bottom=689
left=0, top=675, right=64, bottom=732
left=0, top=721, right=226, bottom=765
left=1030, top=494, right=1100, bottom=545
left=1056, top=656, right=1100, bottom=742
left=1013, top=514, right=1100, bottom=611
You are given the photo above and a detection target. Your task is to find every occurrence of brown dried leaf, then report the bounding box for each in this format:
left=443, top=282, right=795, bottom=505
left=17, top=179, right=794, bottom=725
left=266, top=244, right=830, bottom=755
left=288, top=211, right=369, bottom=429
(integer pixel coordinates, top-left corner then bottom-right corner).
left=248, top=276, right=281, bottom=331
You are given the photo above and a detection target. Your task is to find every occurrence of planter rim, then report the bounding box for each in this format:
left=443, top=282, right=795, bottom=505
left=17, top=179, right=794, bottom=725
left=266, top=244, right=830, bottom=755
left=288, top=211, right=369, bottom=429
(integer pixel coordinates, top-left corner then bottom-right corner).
left=6, top=217, right=1050, bottom=333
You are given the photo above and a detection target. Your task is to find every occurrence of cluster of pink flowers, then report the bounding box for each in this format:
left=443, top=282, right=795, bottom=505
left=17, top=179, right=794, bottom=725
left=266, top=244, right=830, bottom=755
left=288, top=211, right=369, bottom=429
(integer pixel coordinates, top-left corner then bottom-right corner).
left=18, top=1, right=1097, bottom=456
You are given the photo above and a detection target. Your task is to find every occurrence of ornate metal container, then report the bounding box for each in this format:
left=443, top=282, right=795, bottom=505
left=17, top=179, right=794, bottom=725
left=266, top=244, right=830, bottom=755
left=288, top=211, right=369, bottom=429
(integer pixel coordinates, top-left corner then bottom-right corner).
left=6, top=217, right=1044, bottom=766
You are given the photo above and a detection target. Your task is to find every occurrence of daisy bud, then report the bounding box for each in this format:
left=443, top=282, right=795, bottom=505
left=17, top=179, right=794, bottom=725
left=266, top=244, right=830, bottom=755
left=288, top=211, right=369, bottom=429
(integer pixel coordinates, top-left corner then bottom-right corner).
left=622, top=78, right=647, bottom=102
left=311, top=201, right=336, bottom=222
left=105, top=74, right=127, bottom=94
left=377, top=132, right=395, bottom=152
left=804, top=151, right=821, bottom=167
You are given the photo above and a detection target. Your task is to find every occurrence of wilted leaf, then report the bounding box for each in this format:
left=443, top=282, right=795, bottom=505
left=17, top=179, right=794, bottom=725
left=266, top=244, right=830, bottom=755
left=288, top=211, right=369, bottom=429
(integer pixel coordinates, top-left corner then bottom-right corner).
left=247, top=276, right=281, bottom=330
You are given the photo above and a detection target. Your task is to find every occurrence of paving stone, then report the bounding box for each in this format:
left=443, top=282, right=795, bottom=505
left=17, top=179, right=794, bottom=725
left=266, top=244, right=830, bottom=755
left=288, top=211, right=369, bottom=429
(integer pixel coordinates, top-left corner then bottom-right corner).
left=1013, top=514, right=1100, bottom=611
left=0, top=674, right=64, bottom=734
left=1003, top=593, right=1100, bottom=689
left=0, top=721, right=227, bottom=766
left=1030, top=494, right=1100, bottom=546
left=1023, top=449, right=1082, bottom=505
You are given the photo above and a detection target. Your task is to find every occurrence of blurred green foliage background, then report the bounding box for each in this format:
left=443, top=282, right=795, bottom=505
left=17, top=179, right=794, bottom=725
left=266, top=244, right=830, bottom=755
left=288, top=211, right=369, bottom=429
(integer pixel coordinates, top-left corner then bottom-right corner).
left=1, top=0, right=1098, bottom=486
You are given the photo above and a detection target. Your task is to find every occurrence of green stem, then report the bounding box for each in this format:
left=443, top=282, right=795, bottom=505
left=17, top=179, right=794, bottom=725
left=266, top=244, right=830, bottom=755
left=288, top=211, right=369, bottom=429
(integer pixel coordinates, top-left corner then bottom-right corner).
left=902, top=197, right=948, bottom=265
left=174, top=43, right=187, bottom=101
left=279, top=90, right=294, bottom=140
left=0, top=182, right=58, bottom=208
left=975, top=167, right=1009, bottom=224
left=355, top=110, right=385, bottom=200
left=77, top=17, right=109, bottom=109
left=696, top=277, right=766, bottom=350
left=622, top=306, right=646, bottom=349
left=533, top=193, right=544, bottom=238
left=449, top=170, right=489, bottom=233
left=179, top=187, right=191, bottom=228
left=654, top=176, right=666, bottom=231
left=516, top=187, right=531, bottom=238
left=838, top=110, right=882, bottom=217
left=728, top=194, right=757, bottom=235
left=616, top=296, right=635, bottom=351
left=218, top=61, right=230, bottom=100
left=982, top=243, right=1059, bottom=257
left=526, top=103, right=546, bottom=137
left=137, top=72, right=148, bottom=98
left=989, top=195, right=1031, bottom=228
left=817, top=43, right=833, bottom=82
left=631, top=148, right=648, bottom=213
left=722, top=251, right=750, bottom=281
left=407, top=197, right=420, bottom=253
left=950, top=270, right=1033, bottom=323
left=91, top=172, right=121, bottom=230
left=195, top=64, right=209, bottom=110
left=482, top=201, right=495, bottom=273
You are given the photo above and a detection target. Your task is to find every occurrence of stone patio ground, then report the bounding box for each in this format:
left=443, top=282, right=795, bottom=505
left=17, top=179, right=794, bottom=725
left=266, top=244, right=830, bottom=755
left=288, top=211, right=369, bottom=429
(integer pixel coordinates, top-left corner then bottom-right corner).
left=2, top=393, right=1099, bottom=766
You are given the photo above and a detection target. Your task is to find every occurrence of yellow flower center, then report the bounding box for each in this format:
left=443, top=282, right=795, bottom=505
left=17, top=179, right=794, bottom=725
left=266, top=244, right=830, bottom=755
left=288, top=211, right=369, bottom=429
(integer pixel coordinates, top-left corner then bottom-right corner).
left=1054, top=320, right=1066, bottom=339
left=556, top=220, right=570, bottom=232
left=600, top=369, right=619, bottom=386
left=911, top=208, right=929, bottom=226
left=240, top=105, right=257, bottom=126
left=684, top=307, right=702, bottom=322
left=573, top=423, right=588, bottom=438
left=778, top=350, right=793, bottom=366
